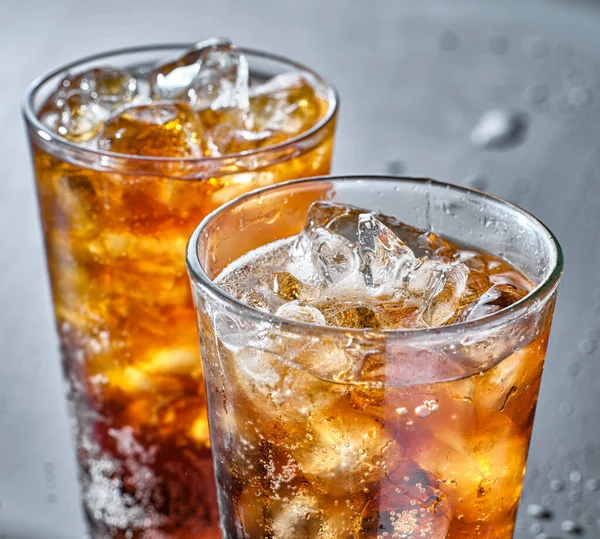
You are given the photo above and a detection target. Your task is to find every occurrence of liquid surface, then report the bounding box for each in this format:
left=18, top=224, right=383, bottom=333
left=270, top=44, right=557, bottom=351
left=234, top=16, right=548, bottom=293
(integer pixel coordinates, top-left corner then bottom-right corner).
left=217, top=201, right=532, bottom=329
left=39, top=38, right=329, bottom=157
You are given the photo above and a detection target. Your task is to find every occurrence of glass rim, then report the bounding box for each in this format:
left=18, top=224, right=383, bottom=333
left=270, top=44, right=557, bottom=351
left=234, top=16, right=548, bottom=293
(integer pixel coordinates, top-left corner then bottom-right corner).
left=22, top=42, right=339, bottom=164
left=187, top=174, right=564, bottom=340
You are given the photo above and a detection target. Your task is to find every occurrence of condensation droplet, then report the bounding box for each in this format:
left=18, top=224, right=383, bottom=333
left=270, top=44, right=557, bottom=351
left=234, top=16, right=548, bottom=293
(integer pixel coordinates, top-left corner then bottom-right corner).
left=579, top=339, right=595, bottom=355
left=541, top=494, right=555, bottom=506
left=470, top=109, right=528, bottom=149
left=559, top=401, right=574, bottom=416
left=527, top=504, right=552, bottom=518
left=568, top=87, right=591, bottom=108
left=550, top=479, right=566, bottom=492
left=525, top=84, right=550, bottom=105
left=570, top=471, right=582, bottom=484
left=530, top=522, right=543, bottom=534
left=567, top=362, right=580, bottom=376
left=585, top=328, right=599, bottom=342
left=561, top=519, right=583, bottom=534
left=466, top=174, right=489, bottom=191
left=586, top=478, right=599, bottom=492
left=568, top=491, right=582, bottom=503
left=559, top=445, right=572, bottom=459
left=386, top=160, right=406, bottom=175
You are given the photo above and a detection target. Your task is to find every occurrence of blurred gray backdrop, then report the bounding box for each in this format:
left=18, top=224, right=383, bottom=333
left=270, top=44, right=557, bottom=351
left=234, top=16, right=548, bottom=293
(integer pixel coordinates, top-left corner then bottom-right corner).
left=2, top=0, right=600, bottom=537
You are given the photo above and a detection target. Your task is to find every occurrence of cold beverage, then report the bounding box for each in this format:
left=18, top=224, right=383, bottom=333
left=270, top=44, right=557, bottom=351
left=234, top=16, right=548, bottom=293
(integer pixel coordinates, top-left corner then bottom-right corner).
left=188, top=177, right=562, bottom=539
left=24, top=40, right=337, bottom=538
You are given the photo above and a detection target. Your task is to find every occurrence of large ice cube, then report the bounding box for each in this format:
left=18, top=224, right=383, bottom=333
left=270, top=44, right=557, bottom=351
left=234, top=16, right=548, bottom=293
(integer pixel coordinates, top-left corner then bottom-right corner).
left=358, top=213, right=415, bottom=293
left=412, top=416, right=528, bottom=523
left=403, top=258, right=469, bottom=327
left=270, top=488, right=368, bottom=538
left=151, top=38, right=249, bottom=111
left=40, top=67, right=137, bottom=142
left=97, top=103, right=204, bottom=157
left=292, top=405, right=402, bottom=495
left=249, top=73, right=322, bottom=140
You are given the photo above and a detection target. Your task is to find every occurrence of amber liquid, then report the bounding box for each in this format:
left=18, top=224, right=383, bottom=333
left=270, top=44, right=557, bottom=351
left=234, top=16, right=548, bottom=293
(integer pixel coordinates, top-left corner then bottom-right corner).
left=31, top=112, right=334, bottom=537
left=202, top=219, right=553, bottom=538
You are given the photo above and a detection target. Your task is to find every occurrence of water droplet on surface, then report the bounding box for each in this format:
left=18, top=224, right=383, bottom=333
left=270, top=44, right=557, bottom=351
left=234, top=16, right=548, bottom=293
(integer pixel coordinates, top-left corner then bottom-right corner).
left=570, top=471, right=582, bottom=484
left=559, top=402, right=574, bottom=416
left=550, top=479, right=566, bottom=492
left=567, top=362, right=580, bottom=376
left=579, top=339, right=595, bottom=355
left=568, top=491, right=582, bottom=502
left=466, top=174, right=489, bottom=191
left=568, top=87, right=591, bottom=108
left=386, top=160, right=406, bottom=175
left=527, top=504, right=552, bottom=518
left=541, top=494, right=555, bottom=506
left=470, top=109, right=528, bottom=149
left=585, top=328, right=599, bottom=342
left=526, top=84, right=550, bottom=105
left=586, top=478, right=599, bottom=491
left=530, top=522, right=543, bottom=534
left=440, top=31, right=459, bottom=51
left=489, top=35, right=510, bottom=55
left=561, top=520, right=583, bottom=534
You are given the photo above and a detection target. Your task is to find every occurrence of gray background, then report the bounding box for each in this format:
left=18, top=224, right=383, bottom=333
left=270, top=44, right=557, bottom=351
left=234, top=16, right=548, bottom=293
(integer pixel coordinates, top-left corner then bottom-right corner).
left=2, top=0, right=600, bottom=537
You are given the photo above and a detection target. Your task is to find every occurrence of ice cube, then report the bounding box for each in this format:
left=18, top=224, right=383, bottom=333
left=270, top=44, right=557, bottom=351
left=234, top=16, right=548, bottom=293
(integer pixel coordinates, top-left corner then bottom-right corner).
left=309, top=227, right=360, bottom=285
left=151, top=38, right=249, bottom=111
left=292, top=405, right=402, bottom=495
left=97, top=103, right=204, bottom=157
left=270, top=488, right=321, bottom=538
left=358, top=213, right=415, bottom=293
left=472, top=333, right=548, bottom=429
left=458, top=282, right=528, bottom=322
left=40, top=68, right=138, bottom=142
left=412, top=417, right=528, bottom=523
left=46, top=90, right=108, bottom=142
left=275, top=301, right=326, bottom=325
left=69, top=68, right=138, bottom=105
left=248, top=72, right=322, bottom=140
left=228, top=333, right=348, bottom=425
left=203, top=122, right=272, bottom=156
left=323, top=305, right=381, bottom=329
left=404, top=259, right=469, bottom=327
left=303, top=201, right=355, bottom=232
left=264, top=272, right=322, bottom=303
